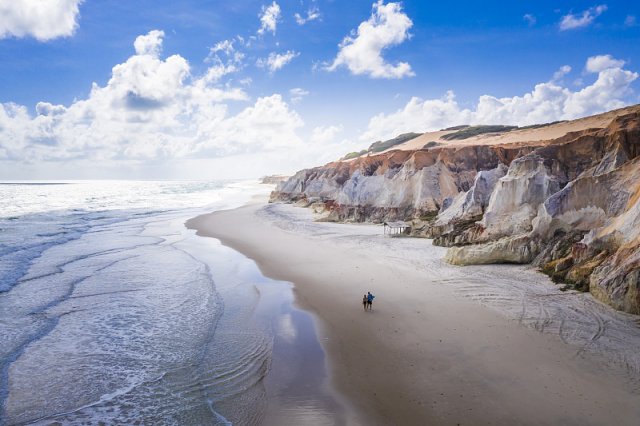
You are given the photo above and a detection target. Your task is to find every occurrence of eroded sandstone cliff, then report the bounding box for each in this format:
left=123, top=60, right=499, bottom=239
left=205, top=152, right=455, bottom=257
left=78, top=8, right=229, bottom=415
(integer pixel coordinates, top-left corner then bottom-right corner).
left=271, top=106, right=640, bottom=314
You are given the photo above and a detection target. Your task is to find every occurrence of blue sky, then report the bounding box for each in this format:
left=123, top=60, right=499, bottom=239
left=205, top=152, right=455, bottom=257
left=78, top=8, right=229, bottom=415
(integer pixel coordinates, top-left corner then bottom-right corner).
left=0, top=1, right=638, bottom=179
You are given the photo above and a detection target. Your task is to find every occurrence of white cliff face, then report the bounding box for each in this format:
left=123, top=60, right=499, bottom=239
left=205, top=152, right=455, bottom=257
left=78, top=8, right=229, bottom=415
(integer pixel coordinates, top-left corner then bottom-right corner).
left=446, top=235, right=539, bottom=265
left=335, top=170, right=387, bottom=206
left=532, top=153, right=640, bottom=243
left=304, top=175, right=344, bottom=199
left=333, top=162, right=461, bottom=210
left=275, top=170, right=306, bottom=194
left=444, top=142, right=640, bottom=314
left=599, top=189, right=640, bottom=245
left=435, top=164, right=508, bottom=226
left=587, top=160, right=640, bottom=313
left=407, top=161, right=460, bottom=210
left=479, top=155, right=560, bottom=241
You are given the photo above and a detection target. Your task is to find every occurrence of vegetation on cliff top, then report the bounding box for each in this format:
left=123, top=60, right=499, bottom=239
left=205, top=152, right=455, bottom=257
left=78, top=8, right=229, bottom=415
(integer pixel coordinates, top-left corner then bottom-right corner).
left=423, top=141, right=442, bottom=149
left=519, top=120, right=566, bottom=130
left=439, top=121, right=566, bottom=140
left=342, top=120, right=569, bottom=161
left=441, top=125, right=518, bottom=140
left=340, top=124, right=533, bottom=159
left=341, top=132, right=422, bottom=160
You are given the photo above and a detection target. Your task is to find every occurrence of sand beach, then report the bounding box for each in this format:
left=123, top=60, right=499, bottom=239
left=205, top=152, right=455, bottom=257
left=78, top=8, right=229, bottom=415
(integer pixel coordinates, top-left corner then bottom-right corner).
left=187, top=199, right=640, bottom=426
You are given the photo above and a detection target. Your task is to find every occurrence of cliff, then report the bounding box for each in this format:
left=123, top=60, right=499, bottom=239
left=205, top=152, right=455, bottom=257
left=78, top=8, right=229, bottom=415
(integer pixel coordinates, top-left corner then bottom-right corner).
left=270, top=105, right=640, bottom=314
left=260, top=175, right=290, bottom=185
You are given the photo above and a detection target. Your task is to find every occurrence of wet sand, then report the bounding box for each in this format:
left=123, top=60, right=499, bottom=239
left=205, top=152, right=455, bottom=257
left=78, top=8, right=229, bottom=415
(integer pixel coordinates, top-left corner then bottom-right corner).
left=182, top=230, right=351, bottom=425
left=187, top=200, right=640, bottom=425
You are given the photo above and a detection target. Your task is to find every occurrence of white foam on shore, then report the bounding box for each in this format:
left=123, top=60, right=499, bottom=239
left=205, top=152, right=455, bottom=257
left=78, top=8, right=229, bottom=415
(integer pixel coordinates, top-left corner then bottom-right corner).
left=0, top=180, right=280, bottom=424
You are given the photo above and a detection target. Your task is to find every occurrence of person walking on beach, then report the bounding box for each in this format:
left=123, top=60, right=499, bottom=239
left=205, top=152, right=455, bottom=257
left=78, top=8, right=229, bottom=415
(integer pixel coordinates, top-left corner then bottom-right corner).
left=362, top=294, right=368, bottom=311
left=367, top=292, right=375, bottom=311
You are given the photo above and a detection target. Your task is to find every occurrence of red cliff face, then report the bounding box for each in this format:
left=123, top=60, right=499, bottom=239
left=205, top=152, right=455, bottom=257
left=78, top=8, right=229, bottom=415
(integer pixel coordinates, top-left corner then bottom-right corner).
left=271, top=107, right=640, bottom=314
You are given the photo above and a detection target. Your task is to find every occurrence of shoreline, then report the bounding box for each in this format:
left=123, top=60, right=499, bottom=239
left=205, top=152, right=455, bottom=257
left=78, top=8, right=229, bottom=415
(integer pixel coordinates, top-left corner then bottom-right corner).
left=187, top=200, right=640, bottom=425
left=178, top=229, right=351, bottom=425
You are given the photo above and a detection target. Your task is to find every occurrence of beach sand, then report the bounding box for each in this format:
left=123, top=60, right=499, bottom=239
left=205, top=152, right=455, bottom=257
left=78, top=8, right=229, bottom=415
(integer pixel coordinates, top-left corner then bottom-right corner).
left=187, top=200, right=640, bottom=425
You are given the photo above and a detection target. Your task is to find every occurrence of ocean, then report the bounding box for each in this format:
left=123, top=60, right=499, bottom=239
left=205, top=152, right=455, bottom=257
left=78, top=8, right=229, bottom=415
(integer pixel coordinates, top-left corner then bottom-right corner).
left=0, top=181, right=343, bottom=425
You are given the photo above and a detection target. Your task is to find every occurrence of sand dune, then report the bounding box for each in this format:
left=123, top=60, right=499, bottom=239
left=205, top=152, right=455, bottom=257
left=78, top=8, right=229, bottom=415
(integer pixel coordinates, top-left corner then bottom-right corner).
left=380, top=105, right=640, bottom=152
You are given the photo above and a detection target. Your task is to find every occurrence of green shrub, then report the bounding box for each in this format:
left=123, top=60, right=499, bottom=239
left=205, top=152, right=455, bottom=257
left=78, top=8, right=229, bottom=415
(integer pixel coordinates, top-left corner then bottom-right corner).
left=519, top=120, right=566, bottom=130
left=422, top=141, right=441, bottom=149
left=340, top=133, right=422, bottom=160
left=441, top=125, right=518, bottom=140
left=441, top=125, right=469, bottom=131
left=369, top=132, right=422, bottom=153
left=341, top=149, right=368, bottom=160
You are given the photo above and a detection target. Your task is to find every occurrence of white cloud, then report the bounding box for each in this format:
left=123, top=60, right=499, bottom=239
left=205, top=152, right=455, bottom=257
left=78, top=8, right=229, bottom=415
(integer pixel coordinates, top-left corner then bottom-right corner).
left=362, top=91, right=471, bottom=141
left=552, top=65, right=572, bottom=82
left=0, top=0, right=83, bottom=41
left=35, top=102, right=66, bottom=116
left=134, top=30, right=165, bottom=57
left=206, top=39, right=245, bottom=83
left=257, top=50, right=299, bottom=72
left=565, top=59, right=637, bottom=118
left=523, top=14, right=536, bottom=26
left=310, top=125, right=343, bottom=144
left=289, top=88, right=310, bottom=103
left=258, top=1, right=281, bottom=36
left=209, top=39, right=235, bottom=56
left=585, top=54, right=625, bottom=73
left=295, top=6, right=321, bottom=25
left=198, top=94, right=304, bottom=155
left=625, top=15, right=637, bottom=27
left=560, top=4, right=608, bottom=31
left=361, top=55, right=638, bottom=141
left=327, top=0, right=414, bottom=79
left=0, top=30, right=307, bottom=166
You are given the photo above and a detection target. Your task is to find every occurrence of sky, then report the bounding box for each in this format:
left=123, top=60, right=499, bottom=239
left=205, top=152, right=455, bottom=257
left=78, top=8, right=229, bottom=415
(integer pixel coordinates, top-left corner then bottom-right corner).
left=0, top=0, right=638, bottom=180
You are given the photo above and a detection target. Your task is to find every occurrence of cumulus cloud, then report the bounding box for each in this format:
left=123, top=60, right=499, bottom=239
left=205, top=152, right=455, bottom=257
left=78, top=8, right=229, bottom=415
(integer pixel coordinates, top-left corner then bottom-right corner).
left=310, top=125, right=343, bottom=144
left=0, top=30, right=306, bottom=164
left=258, top=1, right=281, bottom=35
left=327, top=0, right=414, bottom=79
left=0, top=0, right=83, bottom=41
left=362, top=91, right=469, bottom=141
left=133, top=30, right=165, bottom=57
left=257, top=50, right=299, bottom=73
left=361, top=55, right=638, bottom=141
left=35, top=102, right=66, bottom=116
left=560, top=4, right=607, bottom=31
left=586, top=54, right=625, bottom=72
left=295, top=6, right=321, bottom=25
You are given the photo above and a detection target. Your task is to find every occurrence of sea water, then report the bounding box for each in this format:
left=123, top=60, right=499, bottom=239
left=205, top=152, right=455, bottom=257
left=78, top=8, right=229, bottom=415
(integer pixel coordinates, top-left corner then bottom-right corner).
left=0, top=181, right=343, bottom=425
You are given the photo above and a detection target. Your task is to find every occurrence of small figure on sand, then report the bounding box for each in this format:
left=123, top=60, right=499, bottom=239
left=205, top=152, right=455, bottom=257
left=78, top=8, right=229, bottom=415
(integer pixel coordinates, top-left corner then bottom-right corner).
left=367, top=292, right=375, bottom=311
left=362, top=294, right=368, bottom=311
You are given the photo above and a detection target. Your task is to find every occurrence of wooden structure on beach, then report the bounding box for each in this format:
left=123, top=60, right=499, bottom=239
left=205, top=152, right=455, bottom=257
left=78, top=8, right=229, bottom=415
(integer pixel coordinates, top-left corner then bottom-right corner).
left=383, top=221, right=410, bottom=236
